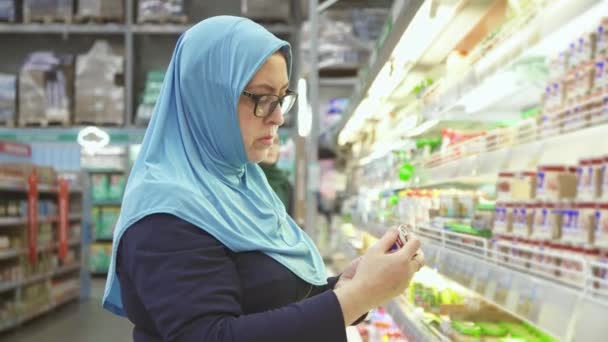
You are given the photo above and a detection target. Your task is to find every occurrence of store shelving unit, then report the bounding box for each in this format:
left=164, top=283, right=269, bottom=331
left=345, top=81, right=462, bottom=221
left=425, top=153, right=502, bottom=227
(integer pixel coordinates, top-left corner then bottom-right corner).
left=0, top=0, right=302, bottom=133
left=336, top=0, right=608, bottom=340
left=0, top=178, right=84, bottom=333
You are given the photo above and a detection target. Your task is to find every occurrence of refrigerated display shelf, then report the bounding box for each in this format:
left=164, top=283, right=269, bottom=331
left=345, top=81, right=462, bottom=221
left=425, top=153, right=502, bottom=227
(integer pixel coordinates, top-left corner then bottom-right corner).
left=356, top=222, right=608, bottom=341
left=386, top=296, right=450, bottom=342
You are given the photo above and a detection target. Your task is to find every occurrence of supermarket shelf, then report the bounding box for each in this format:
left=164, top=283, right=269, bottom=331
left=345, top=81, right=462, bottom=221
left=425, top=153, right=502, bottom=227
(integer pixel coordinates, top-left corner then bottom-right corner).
left=0, top=23, right=125, bottom=34
left=18, top=292, right=80, bottom=328
left=86, top=168, right=126, bottom=174
left=69, top=214, right=83, bottom=221
left=95, top=237, right=113, bottom=242
left=0, top=249, right=21, bottom=260
left=21, top=273, right=48, bottom=287
left=0, top=179, right=27, bottom=193
left=412, top=224, right=608, bottom=341
left=0, top=216, right=27, bottom=227
left=93, top=199, right=122, bottom=206
left=334, top=0, right=425, bottom=136
left=53, top=264, right=81, bottom=278
left=386, top=297, right=450, bottom=342
left=0, top=281, right=20, bottom=294
left=0, top=127, right=146, bottom=145
left=132, top=23, right=294, bottom=35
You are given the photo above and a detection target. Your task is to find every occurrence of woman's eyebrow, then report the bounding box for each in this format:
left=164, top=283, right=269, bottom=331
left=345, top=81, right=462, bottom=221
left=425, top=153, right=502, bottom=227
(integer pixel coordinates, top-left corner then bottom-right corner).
left=248, top=83, right=290, bottom=93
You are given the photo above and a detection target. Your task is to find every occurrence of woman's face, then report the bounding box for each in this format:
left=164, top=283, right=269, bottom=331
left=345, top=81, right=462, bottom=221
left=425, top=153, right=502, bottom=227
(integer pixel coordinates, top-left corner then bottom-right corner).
left=263, top=136, right=281, bottom=165
left=238, top=53, right=288, bottom=163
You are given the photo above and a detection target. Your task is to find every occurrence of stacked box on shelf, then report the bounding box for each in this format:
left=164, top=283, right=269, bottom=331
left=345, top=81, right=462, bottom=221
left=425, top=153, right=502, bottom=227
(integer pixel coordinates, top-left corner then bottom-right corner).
left=136, top=70, right=165, bottom=125
left=351, top=8, right=389, bottom=42
left=90, top=243, right=111, bottom=273
left=137, top=0, right=186, bottom=23
left=240, top=0, right=289, bottom=22
left=18, top=52, right=74, bottom=127
left=76, top=0, right=123, bottom=22
left=0, top=0, right=16, bottom=22
left=0, top=74, right=16, bottom=126
left=74, top=41, right=124, bottom=126
left=23, top=0, right=73, bottom=23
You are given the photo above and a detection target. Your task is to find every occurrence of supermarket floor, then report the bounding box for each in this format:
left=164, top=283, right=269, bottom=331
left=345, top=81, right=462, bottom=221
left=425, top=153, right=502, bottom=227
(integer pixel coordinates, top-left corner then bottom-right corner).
left=2, top=278, right=133, bottom=342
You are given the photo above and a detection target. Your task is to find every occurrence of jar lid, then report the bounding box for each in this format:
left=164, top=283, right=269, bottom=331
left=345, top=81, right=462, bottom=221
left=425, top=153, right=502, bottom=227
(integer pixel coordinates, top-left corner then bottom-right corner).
left=591, top=158, right=604, bottom=164
left=598, top=202, right=608, bottom=209
left=498, top=172, right=515, bottom=177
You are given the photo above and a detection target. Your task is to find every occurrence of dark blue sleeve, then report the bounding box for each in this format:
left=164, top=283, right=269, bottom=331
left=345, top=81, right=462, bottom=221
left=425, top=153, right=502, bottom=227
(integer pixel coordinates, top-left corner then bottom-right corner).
left=118, top=214, right=347, bottom=342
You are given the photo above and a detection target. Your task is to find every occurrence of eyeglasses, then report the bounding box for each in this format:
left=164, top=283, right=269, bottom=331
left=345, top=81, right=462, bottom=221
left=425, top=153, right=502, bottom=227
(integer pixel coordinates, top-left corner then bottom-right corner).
left=242, top=89, right=298, bottom=118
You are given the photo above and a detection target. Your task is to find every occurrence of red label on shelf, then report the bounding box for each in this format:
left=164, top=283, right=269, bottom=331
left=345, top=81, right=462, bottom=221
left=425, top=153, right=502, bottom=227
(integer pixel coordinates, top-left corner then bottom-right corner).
left=0, top=141, right=32, bottom=157
left=27, top=174, right=38, bottom=264
left=58, top=179, right=69, bottom=262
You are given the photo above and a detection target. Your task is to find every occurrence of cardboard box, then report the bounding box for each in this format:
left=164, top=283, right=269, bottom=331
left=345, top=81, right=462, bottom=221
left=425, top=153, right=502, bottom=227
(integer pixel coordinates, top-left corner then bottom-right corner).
left=74, top=41, right=124, bottom=125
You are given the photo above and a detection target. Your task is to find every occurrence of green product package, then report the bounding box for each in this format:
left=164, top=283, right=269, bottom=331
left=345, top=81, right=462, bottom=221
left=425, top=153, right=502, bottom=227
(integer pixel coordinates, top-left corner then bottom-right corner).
left=91, top=174, right=109, bottom=201
left=476, top=322, right=508, bottom=337
left=452, top=321, right=482, bottom=337
left=476, top=203, right=496, bottom=211
left=101, top=208, right=120, bottom=238
left=446, top=224, right=492, bottom=238
left=107, top=174, right=125, bottom=200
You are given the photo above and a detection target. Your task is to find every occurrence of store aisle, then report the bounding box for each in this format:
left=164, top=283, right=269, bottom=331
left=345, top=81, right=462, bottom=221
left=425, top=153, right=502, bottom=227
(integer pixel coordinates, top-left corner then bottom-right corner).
left=2, top=279, right=133, bottom=342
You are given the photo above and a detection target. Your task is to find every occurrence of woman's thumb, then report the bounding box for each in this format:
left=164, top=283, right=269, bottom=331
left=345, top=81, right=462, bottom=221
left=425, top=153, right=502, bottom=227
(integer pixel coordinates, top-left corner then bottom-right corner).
left=372, top=226, right=400, bottom=253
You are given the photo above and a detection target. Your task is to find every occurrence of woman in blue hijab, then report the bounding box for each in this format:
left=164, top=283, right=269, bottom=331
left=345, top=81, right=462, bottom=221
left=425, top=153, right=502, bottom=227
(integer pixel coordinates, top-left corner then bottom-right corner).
left=103, top=16, right=423, bottom=342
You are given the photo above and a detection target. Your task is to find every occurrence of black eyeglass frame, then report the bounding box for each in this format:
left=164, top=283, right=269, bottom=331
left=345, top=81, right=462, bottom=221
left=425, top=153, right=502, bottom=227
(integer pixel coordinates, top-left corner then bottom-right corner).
left=241, top=89, right=298, bottom=118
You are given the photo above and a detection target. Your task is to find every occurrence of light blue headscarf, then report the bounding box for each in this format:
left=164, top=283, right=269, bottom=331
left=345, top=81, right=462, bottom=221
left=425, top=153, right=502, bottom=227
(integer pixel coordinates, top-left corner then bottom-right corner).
left=103, top=16, right=327, bottom=316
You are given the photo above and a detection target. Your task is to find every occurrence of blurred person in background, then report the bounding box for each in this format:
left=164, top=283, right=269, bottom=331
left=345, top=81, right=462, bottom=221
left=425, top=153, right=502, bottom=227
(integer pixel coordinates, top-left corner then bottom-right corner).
left=260, top=135, right=294, bottom=216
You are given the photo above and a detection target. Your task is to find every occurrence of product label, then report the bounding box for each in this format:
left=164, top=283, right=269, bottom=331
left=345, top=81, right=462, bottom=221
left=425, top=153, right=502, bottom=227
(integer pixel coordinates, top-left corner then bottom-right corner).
left=562, top=209, right=579, bottom=237
left=58, top=179, right=69, bottom=262
left=27, top=174, right=38, bottom=264
left=537, top=172, right=546, bottom=197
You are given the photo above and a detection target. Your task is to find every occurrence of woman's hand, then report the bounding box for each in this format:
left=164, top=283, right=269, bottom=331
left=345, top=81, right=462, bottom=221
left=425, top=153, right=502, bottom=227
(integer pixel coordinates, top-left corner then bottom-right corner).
left=333, top=227, right=423, bottom=325
left=334, top=257, right=361, bottom=289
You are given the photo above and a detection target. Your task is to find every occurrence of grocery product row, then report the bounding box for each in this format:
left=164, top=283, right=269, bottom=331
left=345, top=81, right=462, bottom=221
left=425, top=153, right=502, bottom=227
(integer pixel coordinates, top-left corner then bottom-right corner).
left=0, top=0, right=186, bottom=24
left=336, top=224, right=564, bottom=342
left=0, top=140, right=85, bottom=333
left=0, top=40, right=167, bottom=127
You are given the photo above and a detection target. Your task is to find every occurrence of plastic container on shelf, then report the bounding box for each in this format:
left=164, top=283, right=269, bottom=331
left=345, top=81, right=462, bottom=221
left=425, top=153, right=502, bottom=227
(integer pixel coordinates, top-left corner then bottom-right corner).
left=597, top=18, right=608, bottom=56
left=595, top=202, right=608, bottom=248
left=576, top=201, right=597, bottom=245
left=496, top=172, right=515, bottom=201
left=512, top=171, right=537, bottom=200
left=601, top=156, right=608, bottom=199
left=513, top=201, right=536, bottom=237
left=493, top=202, right=513, bottom=235
left=579, top=158, right=604, bottom=199
left=560, top=202, right=580, bottom=243
left=536, top=165, right=578, bottom=200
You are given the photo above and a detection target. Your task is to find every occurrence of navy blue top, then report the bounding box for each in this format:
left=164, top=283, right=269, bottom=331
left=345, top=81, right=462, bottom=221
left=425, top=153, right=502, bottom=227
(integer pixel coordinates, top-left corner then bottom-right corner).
left=116, top=214, right=349, bottom=341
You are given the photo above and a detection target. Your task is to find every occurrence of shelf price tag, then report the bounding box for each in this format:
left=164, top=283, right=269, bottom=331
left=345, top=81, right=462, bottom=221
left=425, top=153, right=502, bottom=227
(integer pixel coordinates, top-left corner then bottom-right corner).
left=27, top=174, right=38, bottom=264
left=58, top=179, right=69, bottom=262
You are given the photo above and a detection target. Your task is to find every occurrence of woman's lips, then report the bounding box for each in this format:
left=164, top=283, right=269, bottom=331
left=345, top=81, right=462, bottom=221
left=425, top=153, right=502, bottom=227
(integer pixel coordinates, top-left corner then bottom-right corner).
left=257, top=136, right=274, bottom=146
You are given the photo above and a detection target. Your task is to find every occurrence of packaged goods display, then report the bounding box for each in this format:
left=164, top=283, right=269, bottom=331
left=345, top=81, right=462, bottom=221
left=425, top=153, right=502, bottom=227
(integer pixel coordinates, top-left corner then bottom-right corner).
left=136, top=70, right=165, bottom=125
left=137, top=0, right=186, bottom=23
left=0, top=74, right=16, bottom=126
left=74, top=41, right=124, bottom=126
left=90, top=243, right=112, bottom=273
left=240, top=0, right=289, bottom=22
left=23, top=0, right=73, bottom=23
left=76, top=0, right=123, bottom=21
left=18, top=52, right=74, bottom=127
left=0, top=0, right=16, bottom=21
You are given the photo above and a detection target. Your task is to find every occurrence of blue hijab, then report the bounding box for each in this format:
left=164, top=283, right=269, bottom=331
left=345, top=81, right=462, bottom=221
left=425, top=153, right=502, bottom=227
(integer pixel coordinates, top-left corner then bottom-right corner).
left=103, top=16, right=327, bottom=316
